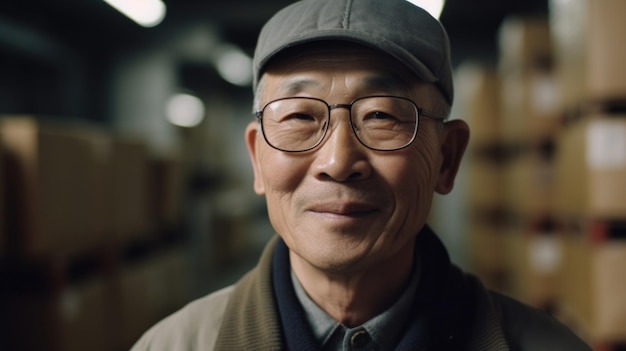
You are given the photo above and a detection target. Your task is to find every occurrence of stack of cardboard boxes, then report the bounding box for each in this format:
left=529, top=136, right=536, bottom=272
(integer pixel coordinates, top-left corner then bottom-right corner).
left=497, top=15, right=563, bottom=311
left=461, top=15, right=563, bottom=306
left=550, top=0, right=626, bottom=347
left=0, top=116, right=190, bottom=351
left=460, top=0, right=626, bottom=348
left=456, top=62, right=509, bottom=290
left=1, top=118, right=121, bottom=256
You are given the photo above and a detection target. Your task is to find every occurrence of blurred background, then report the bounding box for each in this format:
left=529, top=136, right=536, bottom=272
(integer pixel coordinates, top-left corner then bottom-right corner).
left=1, top=0, right=625, bottom=350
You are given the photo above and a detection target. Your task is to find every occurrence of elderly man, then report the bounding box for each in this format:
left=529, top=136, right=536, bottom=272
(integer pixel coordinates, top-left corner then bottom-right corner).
left=132, top=0, right=590, bottom=350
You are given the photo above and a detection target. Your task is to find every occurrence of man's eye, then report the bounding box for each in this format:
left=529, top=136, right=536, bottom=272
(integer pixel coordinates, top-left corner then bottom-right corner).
left=280, top=113, right=317, bottom=122
left=291, top=113, right=316, bottom=121
left=370, top=111, right=395, bottom=120
left=296, top=113, right=316, bottom=120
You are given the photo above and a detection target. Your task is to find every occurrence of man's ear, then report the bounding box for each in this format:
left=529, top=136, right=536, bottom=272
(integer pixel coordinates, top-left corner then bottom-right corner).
left=245, top=121, right=266, bottom=195
left=435, top=119, right=470, bottom=194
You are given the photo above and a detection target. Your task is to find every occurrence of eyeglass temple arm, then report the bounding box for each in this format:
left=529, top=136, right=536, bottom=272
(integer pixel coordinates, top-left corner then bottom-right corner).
left=419, top=108, right=448, bottom=121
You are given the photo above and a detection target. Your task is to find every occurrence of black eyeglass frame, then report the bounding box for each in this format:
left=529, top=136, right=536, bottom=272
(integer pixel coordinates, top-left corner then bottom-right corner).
left=254, top=95, right=445, bottom=153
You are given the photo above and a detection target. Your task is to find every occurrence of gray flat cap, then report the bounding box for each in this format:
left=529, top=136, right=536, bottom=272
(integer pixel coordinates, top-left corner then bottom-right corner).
left=252, top=0, right=454, bottom=104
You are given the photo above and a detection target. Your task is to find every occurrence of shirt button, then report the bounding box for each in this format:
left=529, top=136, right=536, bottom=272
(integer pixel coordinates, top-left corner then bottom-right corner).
left=350, top=329, right=370, bottom=349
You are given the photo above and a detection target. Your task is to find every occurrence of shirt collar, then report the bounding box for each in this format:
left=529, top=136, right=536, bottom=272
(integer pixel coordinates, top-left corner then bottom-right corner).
left=291, top=253, right=421, bottom=349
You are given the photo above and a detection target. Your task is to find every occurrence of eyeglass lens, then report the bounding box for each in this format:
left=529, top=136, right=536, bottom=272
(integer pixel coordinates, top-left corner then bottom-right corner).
left=260, top=97, right=418, bottom=152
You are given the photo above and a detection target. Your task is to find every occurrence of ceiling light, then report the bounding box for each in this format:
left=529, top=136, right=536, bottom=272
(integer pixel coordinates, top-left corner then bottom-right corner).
left=103, top=0, right=167, bottom=28
left=215, top=45, right=253, bottom=87
left=166, top=93, right=205, bottom=128
left=406, top=0, right=446, bottom=19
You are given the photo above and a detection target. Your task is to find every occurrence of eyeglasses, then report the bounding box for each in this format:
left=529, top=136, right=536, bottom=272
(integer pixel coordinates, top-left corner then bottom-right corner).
left=254, top=95, right=443, bottom=152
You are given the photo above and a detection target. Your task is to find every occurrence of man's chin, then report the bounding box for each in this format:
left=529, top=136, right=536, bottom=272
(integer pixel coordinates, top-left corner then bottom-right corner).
left=299, top=246, right=375, bottom=276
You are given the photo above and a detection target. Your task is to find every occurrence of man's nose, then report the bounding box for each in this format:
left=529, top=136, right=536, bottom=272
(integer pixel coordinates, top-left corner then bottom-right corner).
left=312, top=108, right=372, bottom=182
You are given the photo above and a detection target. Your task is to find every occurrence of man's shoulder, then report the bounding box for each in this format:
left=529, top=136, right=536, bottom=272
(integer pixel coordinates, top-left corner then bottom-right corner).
left=130, top=285, right=235, bottom=351
left=487, top=291, right=591, bottom=351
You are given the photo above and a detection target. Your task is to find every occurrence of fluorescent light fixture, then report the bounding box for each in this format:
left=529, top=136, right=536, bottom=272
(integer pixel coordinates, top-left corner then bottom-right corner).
left=406, top=0, right=446, bottom=19
left=166, top=93, right=205, bottom=128
left=215, top=45, right=253, bottom=87
left=103, top=0, right=166, bottom=28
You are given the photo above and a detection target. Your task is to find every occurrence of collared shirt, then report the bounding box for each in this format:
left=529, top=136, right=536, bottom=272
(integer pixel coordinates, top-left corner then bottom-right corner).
left=291, top=256, right=421, bottom=351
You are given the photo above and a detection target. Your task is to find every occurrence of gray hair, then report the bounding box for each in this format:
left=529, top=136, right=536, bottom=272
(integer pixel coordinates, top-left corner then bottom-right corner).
left=252, top=75, right=268, bottom=113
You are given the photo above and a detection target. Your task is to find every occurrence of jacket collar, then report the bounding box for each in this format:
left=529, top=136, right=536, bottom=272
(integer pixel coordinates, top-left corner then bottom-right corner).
left=214, top=225, right=509, bottom=350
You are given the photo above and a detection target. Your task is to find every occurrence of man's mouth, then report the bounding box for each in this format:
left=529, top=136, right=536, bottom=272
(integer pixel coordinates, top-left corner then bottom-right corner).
left=308, top=202, right=378, bottom=217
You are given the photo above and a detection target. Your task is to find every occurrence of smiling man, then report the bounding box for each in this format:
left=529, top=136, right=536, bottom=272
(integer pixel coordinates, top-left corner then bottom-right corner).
left=131, top=0, right=590, bottom=350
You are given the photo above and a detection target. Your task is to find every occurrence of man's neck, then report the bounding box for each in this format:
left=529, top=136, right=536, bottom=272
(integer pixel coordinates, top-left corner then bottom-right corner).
left=289, top=242, right=416, bottom=327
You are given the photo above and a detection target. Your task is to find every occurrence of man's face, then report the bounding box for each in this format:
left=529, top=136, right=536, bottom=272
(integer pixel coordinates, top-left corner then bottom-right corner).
left=246, top=44, right=467, bottom=275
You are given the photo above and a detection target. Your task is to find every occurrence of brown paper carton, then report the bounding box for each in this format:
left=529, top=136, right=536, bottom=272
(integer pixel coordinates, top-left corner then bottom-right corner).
left=115, top=248, right=190, bottom=349
left=562, top=238, right=626, bottom=343
left=110, top=137, right=151, bottom=244
left=550, top=0, right=626, bottom=109
left=503, top=148, right=555, bottom=218
left=520, top=233, right=562, bottom=308
left=500, top=69, right=561, bottom=143
left=455, top=63, right=502, bottom=145
left=150, top=157, right=186, bottom=232
left=466, top=156, right=505, bottom=210
left=555, top=115, right=626, bottom=218
left=0, top=117, right=113, bottom=257
left=498, top=16, right=552, bottom=73
left=467, top=218, right=510, bottom=292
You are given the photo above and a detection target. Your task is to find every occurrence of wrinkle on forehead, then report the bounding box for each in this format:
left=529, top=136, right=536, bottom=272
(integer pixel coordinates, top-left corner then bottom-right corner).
left=269, top=74, right=414, bottom=100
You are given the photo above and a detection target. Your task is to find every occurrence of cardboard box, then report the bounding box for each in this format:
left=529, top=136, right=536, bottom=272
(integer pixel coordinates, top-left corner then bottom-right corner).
left=69, top=127, right=114, bottom=251
left=586, top=0, right=626, bottom=102
left=555, top=115, right=626, bottom=218
left=466, top=155, right=505, bottom=210
left=467, top=219, right=509, bottom=291
left=510, top=231, right=563, bottom=308
left=562, top=237, right=626, bottom=343
left=150, top=156, right=186, bottom=232
left=498, top=15, right=552, bottom=73
left=550, top=0, right=626, bottom=110
left=110, top=137, right=150, bottom=244
left=0, top=117, right=113, bottom=257
left=455, top=63, right=502, bottom=145
left=116, top=259, right=164, bottom=349
left=115, top=247, right=190, bottom=349
left=500, top=69, right=561, bottom=143
left=503, top=148, right=555, bottom=218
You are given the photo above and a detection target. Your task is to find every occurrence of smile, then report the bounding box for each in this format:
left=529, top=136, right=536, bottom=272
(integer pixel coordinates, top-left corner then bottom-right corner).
left=308, top=202, right=378, bottom=217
